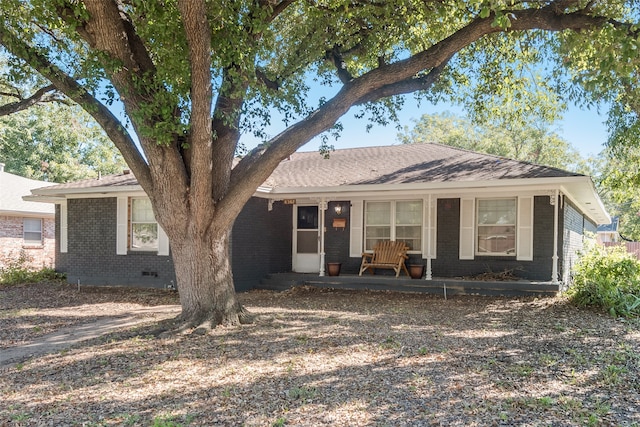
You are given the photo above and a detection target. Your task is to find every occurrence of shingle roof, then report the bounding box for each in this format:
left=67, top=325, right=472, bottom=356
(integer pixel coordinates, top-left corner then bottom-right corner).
left=33, top=143, right=582, bottom=194
left=32, top=171, right=139, bottom=192
left=597, top=216, right=619, bottom=232
left=0, top=169, right=55, bottom=215
left=28, top=143, right=609, bottom=224
left=264, top=143, right=580, bottom=188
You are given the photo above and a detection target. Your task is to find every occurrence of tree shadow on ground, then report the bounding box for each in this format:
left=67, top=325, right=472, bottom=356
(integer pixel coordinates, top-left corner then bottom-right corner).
left=1, top=286, right=638, bottom=426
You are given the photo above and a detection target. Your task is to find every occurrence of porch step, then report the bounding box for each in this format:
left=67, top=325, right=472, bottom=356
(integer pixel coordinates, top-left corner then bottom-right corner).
left=254, top=273, right=559, bottom=297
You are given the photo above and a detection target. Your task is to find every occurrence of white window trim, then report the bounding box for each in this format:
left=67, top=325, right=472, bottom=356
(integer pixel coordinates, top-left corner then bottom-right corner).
left=363, top=200, right=423, bottom=254
left=475, top=197, right=517, bottom=257
left=130, top=196, right=159, bottom=252
left=60, top=201, right=68, bottom=253
left=116, top=196, right=169, bottom=256
left=460, top=196, right=534, bottom=260
left=116, top=196, right=128, bottom=255
left=23, top=217, right=43, bottom=245
left=459, top=198, right=475, bottom=260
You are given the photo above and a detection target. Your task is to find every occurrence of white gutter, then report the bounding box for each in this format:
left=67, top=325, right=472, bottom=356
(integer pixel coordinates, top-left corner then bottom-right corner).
left=31, top=184, right=142, bottom=196
left=254, top=175, right=595, bottom=196
left=0, top=209, right=54, bottom=218
left=22, top=195, right=67, bottom=203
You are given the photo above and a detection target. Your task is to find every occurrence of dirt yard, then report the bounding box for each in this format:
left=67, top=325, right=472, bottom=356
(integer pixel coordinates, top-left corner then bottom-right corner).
left=1, top=282, right=639, bottom=426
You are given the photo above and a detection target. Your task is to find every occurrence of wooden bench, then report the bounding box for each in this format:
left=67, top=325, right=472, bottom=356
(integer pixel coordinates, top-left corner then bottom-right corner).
left=359, top=240, right=410, bottom=277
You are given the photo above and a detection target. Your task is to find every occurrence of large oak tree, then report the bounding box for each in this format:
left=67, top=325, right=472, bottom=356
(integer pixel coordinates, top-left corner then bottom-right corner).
left=0, top=0, right=638, bottom=329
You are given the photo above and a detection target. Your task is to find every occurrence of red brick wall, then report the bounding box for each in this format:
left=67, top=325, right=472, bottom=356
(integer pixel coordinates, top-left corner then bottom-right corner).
left=0, top=215, right=55, bottom=270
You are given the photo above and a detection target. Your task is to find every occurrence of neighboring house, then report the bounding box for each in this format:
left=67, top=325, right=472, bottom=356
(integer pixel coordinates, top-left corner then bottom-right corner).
left=596, top=216, right=620, bottom=244
left=597, top=217, right=640, bottom=260
left=0, top=163, right=55, bottom=269
left=26, top=143, right=609, bottom=290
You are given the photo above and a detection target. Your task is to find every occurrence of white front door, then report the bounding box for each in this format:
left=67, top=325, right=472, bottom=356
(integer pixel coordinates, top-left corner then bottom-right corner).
left=293, top=205, right=320, bottom=273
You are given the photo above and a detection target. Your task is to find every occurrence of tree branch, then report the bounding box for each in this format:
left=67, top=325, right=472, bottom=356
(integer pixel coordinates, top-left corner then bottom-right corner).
left=211, top=67, right=246, bottom=204
left=260, top=0, right=296, bottom=23
left=354, top=55, right=454, bottom=105
left=0, top=84, right=69, bottom=116
left=80, top=1, right=188, bottom=203
left=178, top=0, right=214, bottom=224
left=0, top=20, right=152, bottom=190
left=255, top=67, right=279, bottom=91
left=328, top=47, right=354, bottom=84
left=226, top=7, right=614, bottom=211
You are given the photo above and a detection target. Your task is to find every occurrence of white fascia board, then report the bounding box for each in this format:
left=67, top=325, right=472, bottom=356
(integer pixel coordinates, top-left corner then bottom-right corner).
left=260, top=176, right=592, bottom=196
left=0, top=209, right=55, bottom=218
left=256, top=178, right=577, bottom=199
left=31, top=184, right=143, bottom=197
left=560, top=182, right=610, bottom=225
left=65, top=190, right=148, bottom=199
left=21, top=195, right=67, bottom=204
left=28, top=189, right=148, bottom=202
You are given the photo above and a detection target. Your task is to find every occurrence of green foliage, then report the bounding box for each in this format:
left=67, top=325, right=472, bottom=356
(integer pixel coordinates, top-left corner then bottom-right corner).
left=567, top=243, right=640, bottom=318
left=2, top=0, right=637, bottom=150
left=286, top=385, right=318, bottom=402
left=150, top=413, right=195, bottom=427
left=0, top=251, right=65, bottom=285
left=398, top=111, right=585, bottom=172
left=597, top=144, right=640, bottom=240
left=0, top=82, right=127, bottom=182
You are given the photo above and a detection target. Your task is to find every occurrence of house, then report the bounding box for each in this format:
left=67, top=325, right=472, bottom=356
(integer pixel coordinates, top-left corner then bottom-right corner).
left=0, top=163, right=55, bottom=270
left=596, top=216, right=620, bottom=244
left=25, top=143, right=609, bottom=291
left=596, top=217, right=640, bottom=261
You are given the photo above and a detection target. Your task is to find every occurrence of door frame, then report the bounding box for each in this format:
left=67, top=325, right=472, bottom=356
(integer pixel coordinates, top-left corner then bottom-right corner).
left=292, top=203, right=321, bottom=273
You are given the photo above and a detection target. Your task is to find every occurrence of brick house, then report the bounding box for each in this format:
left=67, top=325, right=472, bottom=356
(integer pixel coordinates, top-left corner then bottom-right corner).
left=26, top=144, right=609, bottom=291
left=0, top=163, right=55, bottom=270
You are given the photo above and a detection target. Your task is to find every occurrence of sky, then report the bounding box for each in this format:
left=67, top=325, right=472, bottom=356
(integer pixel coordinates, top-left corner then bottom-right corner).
left=239, top=95, right=610, bottom=159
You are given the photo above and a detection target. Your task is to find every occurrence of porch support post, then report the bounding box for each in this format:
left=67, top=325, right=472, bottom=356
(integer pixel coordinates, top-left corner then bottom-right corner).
left=319, top=198, right=327, bottom=277
left=551, top=189, right=559, bottom=284
left=425, top=194, right=432, bottom=280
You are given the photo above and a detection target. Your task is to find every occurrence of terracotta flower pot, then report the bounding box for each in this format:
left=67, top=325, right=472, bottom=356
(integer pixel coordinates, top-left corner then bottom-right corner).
left=409, top=264, right=424, bottom=279
left=327, top=262, right=341, bottom=276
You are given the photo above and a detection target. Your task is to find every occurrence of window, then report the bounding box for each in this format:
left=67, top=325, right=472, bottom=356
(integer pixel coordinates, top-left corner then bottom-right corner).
left=23, top=218, right=42, bottom=245
left=364, top=200, right=422, bottom=251
left=476, top=198, right=516, bottom=255
left=365, top=202, right=391, bottom=250
left=130, top=198, right=158, bottom=250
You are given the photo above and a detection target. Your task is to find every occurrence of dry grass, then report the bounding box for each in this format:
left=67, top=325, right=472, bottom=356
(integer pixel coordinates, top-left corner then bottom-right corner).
left=1, top=282, right=639, bottom=426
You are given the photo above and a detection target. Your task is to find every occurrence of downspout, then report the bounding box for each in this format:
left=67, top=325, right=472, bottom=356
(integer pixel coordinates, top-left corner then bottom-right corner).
left=425, top=194, right=432, bottom=280
left=552, top=189, right=559, bottom=284
left=319, top=198, right=326, bottom=276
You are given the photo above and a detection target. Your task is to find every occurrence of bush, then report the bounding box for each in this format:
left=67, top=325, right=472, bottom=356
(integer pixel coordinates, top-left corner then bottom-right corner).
left=0, top=251, right=65, bottom=285
left=567, top=243, right=640, bottom=318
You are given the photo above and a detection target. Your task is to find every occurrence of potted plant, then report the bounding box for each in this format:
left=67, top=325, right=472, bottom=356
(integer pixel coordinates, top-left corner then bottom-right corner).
left=327, top=262, right=342, bottom=276
left=409, top=264, right=424, bottom=279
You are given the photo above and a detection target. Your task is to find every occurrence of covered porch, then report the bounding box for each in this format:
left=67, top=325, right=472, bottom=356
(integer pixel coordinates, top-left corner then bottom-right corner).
left=255, top=272, right=560, bottom=297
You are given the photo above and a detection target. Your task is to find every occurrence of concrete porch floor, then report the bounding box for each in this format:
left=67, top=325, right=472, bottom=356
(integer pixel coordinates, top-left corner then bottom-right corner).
left=256, top=272, right=560, bottom=297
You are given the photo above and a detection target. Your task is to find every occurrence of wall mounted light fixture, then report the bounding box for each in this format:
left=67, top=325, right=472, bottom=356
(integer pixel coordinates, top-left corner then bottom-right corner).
left=334, top=204, right=343, bottom=215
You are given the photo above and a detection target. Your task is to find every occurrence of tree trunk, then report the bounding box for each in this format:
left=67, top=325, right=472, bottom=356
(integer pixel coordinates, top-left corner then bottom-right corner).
left=169, top=225, right=250, bottom=329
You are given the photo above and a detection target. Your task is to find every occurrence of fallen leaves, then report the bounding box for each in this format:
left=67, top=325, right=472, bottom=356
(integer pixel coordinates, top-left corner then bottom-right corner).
left=0, top=283, right=639, bottom=426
